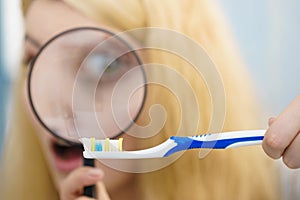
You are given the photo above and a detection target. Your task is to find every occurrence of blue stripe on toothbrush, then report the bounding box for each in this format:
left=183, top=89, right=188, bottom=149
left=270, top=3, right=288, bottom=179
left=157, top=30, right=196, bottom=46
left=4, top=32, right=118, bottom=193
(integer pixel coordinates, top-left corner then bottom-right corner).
left=163, top=136, right=264, bottom=157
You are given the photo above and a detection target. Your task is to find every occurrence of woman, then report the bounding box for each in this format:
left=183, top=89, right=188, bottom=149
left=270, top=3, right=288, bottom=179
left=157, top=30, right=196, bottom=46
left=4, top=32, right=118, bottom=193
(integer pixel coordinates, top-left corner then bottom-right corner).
left=0, top=0, right=279, bottom=199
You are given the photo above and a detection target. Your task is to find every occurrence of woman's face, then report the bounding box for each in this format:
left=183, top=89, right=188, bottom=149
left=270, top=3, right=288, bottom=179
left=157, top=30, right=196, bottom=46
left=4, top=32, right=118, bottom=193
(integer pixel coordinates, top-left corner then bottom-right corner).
left=23, top=0, right=139, bottom=193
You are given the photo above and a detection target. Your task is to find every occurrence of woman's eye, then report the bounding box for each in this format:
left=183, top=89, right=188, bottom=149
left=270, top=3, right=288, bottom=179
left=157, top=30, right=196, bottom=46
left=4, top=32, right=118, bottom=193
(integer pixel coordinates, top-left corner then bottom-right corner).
left=104, top=61, right=119, bottom=73
left=23, top=39, right=39, bottom=65
left=85, top=54, right=112, bottom=74
left=82, top=54, right=127, bottom=83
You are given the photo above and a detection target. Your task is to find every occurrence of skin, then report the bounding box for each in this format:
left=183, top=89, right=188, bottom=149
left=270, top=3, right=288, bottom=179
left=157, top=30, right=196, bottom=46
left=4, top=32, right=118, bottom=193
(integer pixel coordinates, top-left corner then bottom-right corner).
left=24, top=1, right=139, bottom=199
left=263, top=95, right=300, bottom=169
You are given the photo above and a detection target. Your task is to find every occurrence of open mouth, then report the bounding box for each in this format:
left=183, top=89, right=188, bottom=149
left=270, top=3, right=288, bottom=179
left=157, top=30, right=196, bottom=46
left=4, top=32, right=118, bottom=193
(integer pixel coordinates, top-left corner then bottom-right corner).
left=51, top=139, right=83, bottom=172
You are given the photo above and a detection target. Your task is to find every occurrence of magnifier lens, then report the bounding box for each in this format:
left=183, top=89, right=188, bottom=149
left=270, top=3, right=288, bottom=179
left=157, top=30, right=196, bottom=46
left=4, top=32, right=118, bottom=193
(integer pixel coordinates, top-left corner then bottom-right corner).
left=28, top=28, right=146, bottom=143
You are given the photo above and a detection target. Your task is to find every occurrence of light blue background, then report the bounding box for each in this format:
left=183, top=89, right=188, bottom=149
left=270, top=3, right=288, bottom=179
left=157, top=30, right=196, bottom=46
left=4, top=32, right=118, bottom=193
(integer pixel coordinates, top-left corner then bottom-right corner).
left=0, top=0, right=9, bottom=152
left=219, top=0, right=300, bottom=116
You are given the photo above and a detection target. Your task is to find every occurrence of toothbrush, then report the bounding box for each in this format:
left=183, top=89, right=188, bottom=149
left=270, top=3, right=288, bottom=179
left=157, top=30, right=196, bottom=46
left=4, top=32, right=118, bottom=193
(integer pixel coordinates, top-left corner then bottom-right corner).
left=80, top=130, right=265, bottom=159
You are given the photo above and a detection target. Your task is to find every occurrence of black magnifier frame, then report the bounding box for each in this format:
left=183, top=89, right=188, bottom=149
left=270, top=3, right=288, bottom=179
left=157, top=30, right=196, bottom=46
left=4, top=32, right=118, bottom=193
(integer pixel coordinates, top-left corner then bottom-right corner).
left=27, top=27, right=147, bottom=146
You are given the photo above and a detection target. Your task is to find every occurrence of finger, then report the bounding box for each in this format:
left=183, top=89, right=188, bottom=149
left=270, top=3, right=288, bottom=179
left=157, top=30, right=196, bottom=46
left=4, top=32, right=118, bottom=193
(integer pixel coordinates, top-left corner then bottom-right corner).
left=268, top=117, right=276, bottom=126
left=263, top=95, right=300, bottom=159
left=60, top=167, right=104, bottom=200
left=282, top=133, right=300, bottom=169
left=96, top=182, right=111, bottom=200
left=75, top=197, right=95, bottom=200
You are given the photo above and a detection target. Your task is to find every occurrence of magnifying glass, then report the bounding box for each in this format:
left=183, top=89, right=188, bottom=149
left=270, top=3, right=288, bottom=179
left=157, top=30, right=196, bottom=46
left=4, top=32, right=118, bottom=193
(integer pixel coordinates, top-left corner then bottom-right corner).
left=27, top=27, right=146, bottom=197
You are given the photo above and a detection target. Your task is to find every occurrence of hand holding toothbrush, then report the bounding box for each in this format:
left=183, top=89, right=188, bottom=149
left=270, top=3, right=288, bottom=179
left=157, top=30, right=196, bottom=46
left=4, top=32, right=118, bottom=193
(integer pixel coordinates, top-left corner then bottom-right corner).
left=263, top=95, right=300, bottom=169
left=59, top=167, right=110, bottom=200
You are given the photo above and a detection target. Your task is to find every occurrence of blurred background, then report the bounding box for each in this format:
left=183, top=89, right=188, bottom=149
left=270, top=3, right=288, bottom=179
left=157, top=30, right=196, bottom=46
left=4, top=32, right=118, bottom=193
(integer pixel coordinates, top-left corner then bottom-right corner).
left=0, top=0, right=23, bottom=151
left=0, top=0, right=300, bottom=149
left=220, top=0, right=300, bottom=117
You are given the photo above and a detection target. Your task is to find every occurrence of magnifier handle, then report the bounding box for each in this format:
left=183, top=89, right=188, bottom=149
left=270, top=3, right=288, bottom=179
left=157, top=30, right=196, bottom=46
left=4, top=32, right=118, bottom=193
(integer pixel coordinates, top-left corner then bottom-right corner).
left=83, top=158, right=96, bottom=198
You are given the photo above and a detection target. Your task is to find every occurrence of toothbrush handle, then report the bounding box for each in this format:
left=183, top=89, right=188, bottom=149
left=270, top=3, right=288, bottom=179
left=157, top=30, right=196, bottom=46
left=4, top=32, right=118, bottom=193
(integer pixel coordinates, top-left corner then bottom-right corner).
left=209, top=129, right=266, bottom=148
left=83, top=158, right=96, bottom=198
left=165, top=130, right=266, bottom=156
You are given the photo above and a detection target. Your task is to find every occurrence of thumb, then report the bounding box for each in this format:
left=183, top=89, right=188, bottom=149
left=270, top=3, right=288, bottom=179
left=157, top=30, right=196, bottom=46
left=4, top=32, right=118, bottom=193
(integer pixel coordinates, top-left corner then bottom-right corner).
left=96, top=182, right=111, bottom=200
left=268, top=117, right=277, bottom=126
left=60, top=167, right=104, bottom=200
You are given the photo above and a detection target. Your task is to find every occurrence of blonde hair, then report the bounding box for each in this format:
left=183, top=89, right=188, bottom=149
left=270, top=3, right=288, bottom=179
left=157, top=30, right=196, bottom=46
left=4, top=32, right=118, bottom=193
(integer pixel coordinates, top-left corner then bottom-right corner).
left=0, top=69, right=59, bottom=199
left=1, top=0, right=279, bottom=199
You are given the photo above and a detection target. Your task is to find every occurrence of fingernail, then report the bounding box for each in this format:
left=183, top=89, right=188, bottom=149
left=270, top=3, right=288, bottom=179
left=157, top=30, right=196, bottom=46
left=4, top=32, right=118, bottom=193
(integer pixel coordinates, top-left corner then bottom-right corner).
left=88, top=169, right=104, bottom=178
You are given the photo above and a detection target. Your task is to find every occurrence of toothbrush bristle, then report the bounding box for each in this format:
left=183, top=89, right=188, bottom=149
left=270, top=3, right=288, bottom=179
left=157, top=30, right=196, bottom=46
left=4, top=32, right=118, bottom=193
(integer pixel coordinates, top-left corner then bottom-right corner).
left=104, top=138, right=110, bottom=151
left=90, top=138, right=96, bottom=151
left=118, top=138, right=123, bottom=151
left=95, top=141, right=102, bottom=151
left=84, top=138, right=124, bottom=152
